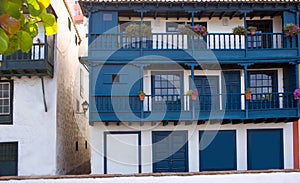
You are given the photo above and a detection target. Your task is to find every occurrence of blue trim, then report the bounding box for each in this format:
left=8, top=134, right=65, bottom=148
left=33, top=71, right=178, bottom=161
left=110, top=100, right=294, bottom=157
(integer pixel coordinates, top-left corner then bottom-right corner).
left=104, top=131, right=142, bottom=174
left=199, top=130, right=237, bottom=171
left=152, top=131, right=189, bottom=172
left=247, top=129, right=284, bottom=170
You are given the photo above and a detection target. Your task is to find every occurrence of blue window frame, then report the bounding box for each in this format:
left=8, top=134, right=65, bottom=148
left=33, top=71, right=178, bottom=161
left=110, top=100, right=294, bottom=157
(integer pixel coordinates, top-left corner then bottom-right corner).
left=199, top=130, right=237, bottom=171
left=151, top=72, right=183, bottom=111
left=248, top=70, right=278, bottom=109
left=248, top=70, right=277, bottom=96
left=247, top=129, right=284, bottom=170
left=152, top=72, right=182, bottom=98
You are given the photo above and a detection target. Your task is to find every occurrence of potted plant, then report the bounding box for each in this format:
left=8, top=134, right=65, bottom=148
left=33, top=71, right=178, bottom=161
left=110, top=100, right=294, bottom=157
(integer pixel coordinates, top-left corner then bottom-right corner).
left=283, top=24, right=300, bottom=37
left=186, top=89, right=199, bottom=101
left=125, top=23, right=152, bottom=37
left=245, top=88, right=252, bottom=100
left=293, top=88, right=300, bottom=100
left=139, top=91, right=146, bottom=101
left=178, top=24, right=208, bottom=36
left=232, top=25, right=247, bottom=36
left=248, top=26, right=257, bottom=35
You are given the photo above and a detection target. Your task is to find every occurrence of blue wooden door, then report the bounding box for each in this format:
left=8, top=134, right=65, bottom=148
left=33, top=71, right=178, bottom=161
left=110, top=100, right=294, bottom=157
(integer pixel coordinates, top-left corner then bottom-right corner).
left=247, top=129, right=283, bottom=170
left=199, top=130, right=237, bottom=171
left=152, top=131, right=188, bottom=172
left=193, top=76, right=219, bottom=111
left=222, top=71, right=241, bottom=110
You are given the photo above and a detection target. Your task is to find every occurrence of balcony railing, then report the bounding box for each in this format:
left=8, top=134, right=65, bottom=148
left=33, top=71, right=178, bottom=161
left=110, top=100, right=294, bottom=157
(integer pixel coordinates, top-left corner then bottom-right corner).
left=0, top=36, right=54, bottom=77
left=94, top=92, right=296, bottom=113
left=90, top=32, right=298, bottom=51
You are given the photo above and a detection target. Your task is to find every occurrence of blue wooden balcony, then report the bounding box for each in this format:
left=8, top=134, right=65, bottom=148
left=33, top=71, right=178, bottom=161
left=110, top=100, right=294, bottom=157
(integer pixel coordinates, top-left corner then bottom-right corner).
left=91, top=92, right=299, bottom=123
left=89, top=32, right=299, bottom=63
left=0, top=38, right=54, bottom=77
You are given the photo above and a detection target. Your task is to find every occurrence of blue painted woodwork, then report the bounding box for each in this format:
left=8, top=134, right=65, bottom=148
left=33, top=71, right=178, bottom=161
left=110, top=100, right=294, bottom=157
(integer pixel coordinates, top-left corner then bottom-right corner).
left=199, top=130, right=237, bottom=171
left=89, top=11, right=118, bottom=44
left=83, top=1, right=300, bottom=124
left=283, top=11, right=297, bottom=25
left=152, top=131, right=188, bottom=172
left=0, top=40, right=54, bottom=77
left=247, top=129, right=284, bottom=170
left=283, top=64, right=296, bottom=92
left=248, top=70, right=278, bottom=109
left=151, top=71, right=183, bottom=111
left=91, top=92, right=298, bottom=122
left=88, top=32, right=299, bottom=64
left=93, top=64, right=141, bottom=95
left=222, top=72, right=241, bottom=110
left=193, top=76, right=219, bottom=111
left=103, top=131, right=141, bottom=174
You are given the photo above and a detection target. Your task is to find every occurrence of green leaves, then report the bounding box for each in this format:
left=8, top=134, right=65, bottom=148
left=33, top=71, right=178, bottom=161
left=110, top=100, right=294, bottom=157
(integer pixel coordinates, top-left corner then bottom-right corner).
left=0, top=29, right=9, bottom=53
left=40, top=10, right=57, bottom=35
left=0, top=0, right=57, bottom=55
left=1, top=0, right=22, bottom=19
left=16, top=31, right=33, bottom=52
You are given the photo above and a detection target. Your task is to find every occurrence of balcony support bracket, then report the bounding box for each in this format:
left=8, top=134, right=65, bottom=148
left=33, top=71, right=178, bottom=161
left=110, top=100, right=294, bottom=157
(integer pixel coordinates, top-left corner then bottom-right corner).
left=40, top=76, right=48, bottom=112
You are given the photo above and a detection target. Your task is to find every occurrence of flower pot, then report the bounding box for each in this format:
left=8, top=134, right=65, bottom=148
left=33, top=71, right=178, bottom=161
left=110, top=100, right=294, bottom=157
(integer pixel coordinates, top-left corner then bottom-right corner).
left=250, top=31, right=255, bottom=35
left=139, top=95, right=145, bottom=101
left=245, top=93, right=251, bottom=100
left=191, top=94, right=197, bottom=101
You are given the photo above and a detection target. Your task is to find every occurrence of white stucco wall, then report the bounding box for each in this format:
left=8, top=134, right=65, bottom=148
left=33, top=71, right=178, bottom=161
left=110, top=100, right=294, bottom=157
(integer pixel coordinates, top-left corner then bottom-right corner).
left=90, top=122, right=293, bottom=174
left=119, top=16, right=282, bottom=34
left=53, top=0, right=91, bottom=174
left=0, top=77, right=57, bottom=176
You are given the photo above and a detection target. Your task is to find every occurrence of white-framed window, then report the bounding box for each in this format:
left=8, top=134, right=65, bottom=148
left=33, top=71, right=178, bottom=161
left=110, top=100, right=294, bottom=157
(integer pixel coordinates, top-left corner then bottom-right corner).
left=0, top=82, right=11, bottom=115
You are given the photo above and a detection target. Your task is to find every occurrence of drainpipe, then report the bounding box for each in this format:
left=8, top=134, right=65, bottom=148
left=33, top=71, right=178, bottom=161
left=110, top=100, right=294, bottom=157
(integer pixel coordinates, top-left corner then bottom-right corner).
left=40, top=77, right=48, bottom=112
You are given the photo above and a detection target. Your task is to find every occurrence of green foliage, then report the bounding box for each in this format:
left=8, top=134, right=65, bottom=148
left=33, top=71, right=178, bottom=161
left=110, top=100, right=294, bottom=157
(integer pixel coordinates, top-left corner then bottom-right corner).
left=245, top=88, right=252, bottom=94
left=0, top=0, right=57, bottom=55
left=125, top=23, right=152, bottom=37
left=232, top=25, right=247, bottom=36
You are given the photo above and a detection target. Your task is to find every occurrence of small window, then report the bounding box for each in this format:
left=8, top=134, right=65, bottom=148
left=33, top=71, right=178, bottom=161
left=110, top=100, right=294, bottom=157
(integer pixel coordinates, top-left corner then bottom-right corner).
left=166, top=22, right=184, bottom=32
left=85, top=140, right=88, bottom=149
left=68, top=18, right=71, bottom=31
left=75, top=35, right=78, bottom=45
left=0, top=142, right=18, bottom=176
left=75, top=1, right=78, bottom=4
left=112, top=74, right=120, bottom=83
left=76, top=99, right=80, bottom=112
left=75, top=141, right=78, bottom=151
left=0, top=81, right=13, bottom=124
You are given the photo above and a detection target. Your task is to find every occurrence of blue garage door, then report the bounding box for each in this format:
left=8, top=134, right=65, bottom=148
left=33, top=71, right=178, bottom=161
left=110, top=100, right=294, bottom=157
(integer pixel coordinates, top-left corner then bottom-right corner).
left=152, top=131, right=188, bottom=172
left=199, top=130, right=237, bottom=171
left=0, top=142, right=18, bottom=176
left=247, top=129, right=283, bottom=170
